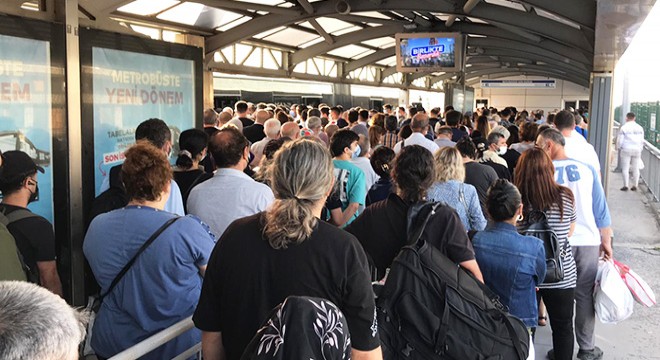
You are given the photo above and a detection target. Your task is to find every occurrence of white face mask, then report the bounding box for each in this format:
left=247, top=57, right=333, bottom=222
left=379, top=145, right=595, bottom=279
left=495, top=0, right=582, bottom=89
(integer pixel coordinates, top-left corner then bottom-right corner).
left=498, top=146, right=508, bottom=155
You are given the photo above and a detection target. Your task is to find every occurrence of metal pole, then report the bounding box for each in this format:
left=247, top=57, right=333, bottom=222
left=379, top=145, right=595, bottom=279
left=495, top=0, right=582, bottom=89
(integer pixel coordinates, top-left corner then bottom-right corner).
left=55, top=0, right=85, bottom=305
left=589, top=73, right=614, bottom=191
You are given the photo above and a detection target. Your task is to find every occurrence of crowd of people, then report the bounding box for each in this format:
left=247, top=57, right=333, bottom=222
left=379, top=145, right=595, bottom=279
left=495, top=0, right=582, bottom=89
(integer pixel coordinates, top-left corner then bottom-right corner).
left=0, top=99, right=618, bottom=360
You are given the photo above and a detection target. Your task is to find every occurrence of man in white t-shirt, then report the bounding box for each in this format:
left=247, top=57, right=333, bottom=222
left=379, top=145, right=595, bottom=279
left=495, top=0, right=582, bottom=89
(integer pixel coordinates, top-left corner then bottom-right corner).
left=393, top=113, right=439, bottom=154
left=554, top=110, right=601, bottom=177
left=616, top=112, right=645, bottom=191
left=537, top=128, right=612, bottom=360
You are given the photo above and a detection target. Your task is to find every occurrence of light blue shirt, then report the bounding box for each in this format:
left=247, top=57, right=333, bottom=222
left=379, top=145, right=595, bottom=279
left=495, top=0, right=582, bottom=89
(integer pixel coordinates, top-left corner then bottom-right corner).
left=100, top=175, right=185, bottom=216
left=427, top=180, right=487, bottom=231
left=83, top=206, right=216, bottom=359
left=187, top=168, right=274, bottom=239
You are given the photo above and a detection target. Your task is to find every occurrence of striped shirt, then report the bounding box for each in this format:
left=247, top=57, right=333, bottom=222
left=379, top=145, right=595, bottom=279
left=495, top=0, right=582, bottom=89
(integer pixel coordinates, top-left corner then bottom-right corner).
left=518, top=191, right=578, bottom=289
left=382, top=131, right=398, bottom=149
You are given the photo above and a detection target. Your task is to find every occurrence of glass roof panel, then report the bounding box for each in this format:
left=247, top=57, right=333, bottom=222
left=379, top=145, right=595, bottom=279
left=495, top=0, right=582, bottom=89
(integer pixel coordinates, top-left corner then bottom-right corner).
left=466, top=17, right=489, bottom=24
left=376, top=56, right=397, bottom=66
left=484, top=0, right=526, bottom=12
left=430, top=12, right=450, bottom=21
left=253, top=26, right=286, bottom=39
left=216, top=16, right=252, bottom=32
left=331, top=26, right=363, bottom=36
left=314, top=17, right=356, bottom=33
left=21, top=1, right=40, bottom=11
left=130, top=24, right=160, bottom=39
left=162, top=30, right=180, bottom=42
left=353, top=11, right=392, bottom=20
left=535, top=8, right=581, bottom=29
left=117, top=0, right=180, bottom=16
left=263, top=28, right=321, bottom=47
left=157, top=3, right=244, bottom=28
left=298, top=21, right=314, bottom=30
left=362, top=37, right=395, bottom=48
left=352, top=49, right=376, bottom=60
left=234, top=0, right=284, bottom=5
left=298, top=37, right=326, bottom=48
left=157, top=2, right=204, bottom=26
left=327, top=44, right=371, bottom=59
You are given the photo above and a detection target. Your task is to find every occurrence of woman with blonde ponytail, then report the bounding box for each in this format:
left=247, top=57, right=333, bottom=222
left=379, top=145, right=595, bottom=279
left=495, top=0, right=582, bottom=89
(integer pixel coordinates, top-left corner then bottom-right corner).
left=194, top=138, right=383, bottom=360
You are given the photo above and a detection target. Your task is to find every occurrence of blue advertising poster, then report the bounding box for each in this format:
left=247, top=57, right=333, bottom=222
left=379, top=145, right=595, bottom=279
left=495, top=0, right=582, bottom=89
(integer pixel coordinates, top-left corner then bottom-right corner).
left=92, top=47, right=195, bottom=195
left=0, top=34, right=53, bottom=222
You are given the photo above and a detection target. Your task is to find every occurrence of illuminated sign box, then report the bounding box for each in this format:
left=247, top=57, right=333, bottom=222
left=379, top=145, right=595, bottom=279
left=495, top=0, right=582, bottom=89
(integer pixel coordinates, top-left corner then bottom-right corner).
left=481, top=80, right=556, bottom=88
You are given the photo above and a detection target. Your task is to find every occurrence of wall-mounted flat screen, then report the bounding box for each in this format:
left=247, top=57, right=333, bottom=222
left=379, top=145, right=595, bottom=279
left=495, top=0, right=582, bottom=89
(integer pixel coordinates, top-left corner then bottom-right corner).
left=395, top=32, right=461, bottom=73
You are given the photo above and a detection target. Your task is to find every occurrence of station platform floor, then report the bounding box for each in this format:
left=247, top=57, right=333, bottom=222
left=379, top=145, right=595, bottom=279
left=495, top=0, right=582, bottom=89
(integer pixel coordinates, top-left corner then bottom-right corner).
left=533, top=162, right=660, bottom=359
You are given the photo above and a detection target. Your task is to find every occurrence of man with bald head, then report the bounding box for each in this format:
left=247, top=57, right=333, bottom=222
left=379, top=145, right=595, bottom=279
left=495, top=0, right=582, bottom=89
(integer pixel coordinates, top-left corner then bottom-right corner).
left=393, top=113, right=439, bottom=154
left=243, top=109, right=271, bottom=143
left=280, top=121, right=301, bottom=140
left=218, top=111, right=233, bottom=128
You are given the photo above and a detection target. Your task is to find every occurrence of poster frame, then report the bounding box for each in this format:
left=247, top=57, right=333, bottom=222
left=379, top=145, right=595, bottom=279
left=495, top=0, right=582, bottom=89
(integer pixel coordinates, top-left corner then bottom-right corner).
left=79, top=27, right=203, bottom=225
left=0, top=14, right=69, bottom=298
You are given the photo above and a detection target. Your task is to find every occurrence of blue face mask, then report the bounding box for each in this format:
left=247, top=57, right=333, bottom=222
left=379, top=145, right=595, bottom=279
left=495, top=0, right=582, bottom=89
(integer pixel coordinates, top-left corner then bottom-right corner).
left=352, top=145, right=361, bottom=159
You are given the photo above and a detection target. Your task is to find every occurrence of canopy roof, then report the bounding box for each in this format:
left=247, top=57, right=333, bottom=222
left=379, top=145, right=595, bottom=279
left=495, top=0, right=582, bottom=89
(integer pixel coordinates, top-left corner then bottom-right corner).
left=3, top=0, right=655, bottom=89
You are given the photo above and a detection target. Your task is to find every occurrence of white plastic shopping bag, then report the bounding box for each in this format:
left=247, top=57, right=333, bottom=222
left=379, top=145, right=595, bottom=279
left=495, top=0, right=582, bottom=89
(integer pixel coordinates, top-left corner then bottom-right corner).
left=613, top=260, right=656, bottom=307
left=526, top=333, right=535, bottom=360
left=594, top=260, right=634, bottom=324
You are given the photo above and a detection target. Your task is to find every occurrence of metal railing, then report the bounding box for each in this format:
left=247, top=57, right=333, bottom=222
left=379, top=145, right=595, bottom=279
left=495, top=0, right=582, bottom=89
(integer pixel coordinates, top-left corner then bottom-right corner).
left=614, top=121, right=660, bottom=201
left=640, top=140, right=660, bottom=201
left=108, top=316, right=202, bottom=360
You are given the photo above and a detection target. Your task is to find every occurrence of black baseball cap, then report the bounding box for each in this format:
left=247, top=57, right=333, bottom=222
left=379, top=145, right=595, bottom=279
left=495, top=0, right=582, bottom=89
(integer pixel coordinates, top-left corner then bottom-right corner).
left=0, top=151, right=45, bottom=184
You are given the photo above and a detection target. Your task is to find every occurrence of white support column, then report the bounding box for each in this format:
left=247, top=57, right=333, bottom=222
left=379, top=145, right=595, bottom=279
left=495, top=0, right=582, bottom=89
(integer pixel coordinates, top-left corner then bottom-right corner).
left=399, top=88, right=409, bottom=107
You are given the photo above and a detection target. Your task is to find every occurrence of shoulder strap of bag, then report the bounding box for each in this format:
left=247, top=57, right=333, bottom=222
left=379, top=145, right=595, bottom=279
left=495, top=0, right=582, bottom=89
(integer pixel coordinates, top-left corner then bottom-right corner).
left=0, top=206, right=39, bottom=225
left=5, top=208, right=39, bottom=224
left=406, top=202, right=443, bottom=246
left=533, top=209, right=568, bottom=252
left=99, top=216, right=180, bottom=302
left=502, top=311, right=528, bottom=360
left=460, top=267, right=527, bottom=360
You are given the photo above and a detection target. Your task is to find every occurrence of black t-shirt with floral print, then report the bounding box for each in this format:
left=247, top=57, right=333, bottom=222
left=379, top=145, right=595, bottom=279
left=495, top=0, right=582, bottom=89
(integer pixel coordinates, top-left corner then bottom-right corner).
left=193, top=212, right=379, bottom=360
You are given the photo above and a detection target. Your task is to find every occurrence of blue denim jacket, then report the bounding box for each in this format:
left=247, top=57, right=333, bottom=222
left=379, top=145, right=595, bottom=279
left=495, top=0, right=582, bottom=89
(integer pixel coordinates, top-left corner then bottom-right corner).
left=472, top=222, right=546, bottom=328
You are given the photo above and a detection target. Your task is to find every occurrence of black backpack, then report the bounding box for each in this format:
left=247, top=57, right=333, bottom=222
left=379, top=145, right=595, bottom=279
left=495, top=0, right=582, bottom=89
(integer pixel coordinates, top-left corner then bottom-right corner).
left=377, top=202, right=530, bottom=360
left=88, top=165, right=127, bottom=226
left=521, top=210, right=564, bottom=284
